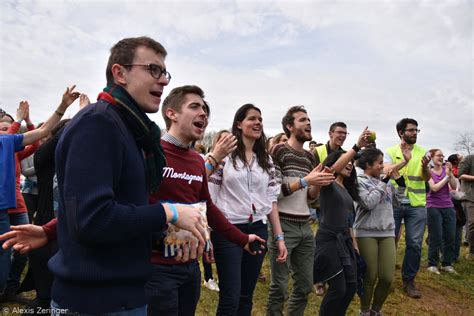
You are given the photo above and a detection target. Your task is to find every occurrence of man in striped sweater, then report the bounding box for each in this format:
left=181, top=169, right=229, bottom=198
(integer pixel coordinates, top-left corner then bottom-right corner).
left=266, top=106, right=334, bottom=316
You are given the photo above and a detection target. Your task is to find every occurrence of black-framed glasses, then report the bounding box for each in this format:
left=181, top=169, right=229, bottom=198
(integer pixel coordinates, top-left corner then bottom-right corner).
left=405, top=128, right=421, bottom=133
left=122, top=64, right=171, bottom=82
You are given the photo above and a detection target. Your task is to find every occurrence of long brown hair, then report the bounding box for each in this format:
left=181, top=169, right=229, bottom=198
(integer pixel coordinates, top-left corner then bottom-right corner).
left=231, top=104, right=270, bottom=173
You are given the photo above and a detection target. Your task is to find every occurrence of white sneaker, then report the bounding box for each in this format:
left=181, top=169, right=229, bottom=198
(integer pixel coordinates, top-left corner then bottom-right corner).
left=441, top=266, right=458, bottom=274
left=203, top=278, right=220, bottom=292
left=427, top=266, right=440, bottom=275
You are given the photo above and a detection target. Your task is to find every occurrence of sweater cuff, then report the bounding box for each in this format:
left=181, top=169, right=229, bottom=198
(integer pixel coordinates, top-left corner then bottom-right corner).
left=43, top=218, right=58, bottom=241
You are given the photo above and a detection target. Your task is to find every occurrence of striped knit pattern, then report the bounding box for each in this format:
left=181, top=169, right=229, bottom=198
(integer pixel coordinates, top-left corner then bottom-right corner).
left=271, top=143, right=316, bottom=196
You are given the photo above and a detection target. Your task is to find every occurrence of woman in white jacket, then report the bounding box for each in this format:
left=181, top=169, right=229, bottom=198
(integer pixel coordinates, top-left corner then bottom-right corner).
left=208, top=104, right=287, bottom=315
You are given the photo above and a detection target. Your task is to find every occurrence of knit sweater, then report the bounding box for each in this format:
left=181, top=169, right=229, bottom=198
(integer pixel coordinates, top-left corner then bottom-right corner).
left=149, top=138, right=249, bottom=265
left=48, top=100, right=168, bottom=314
left=271, top=142, right=316, bottom=217
left=354, top=174, right=400, bottom=237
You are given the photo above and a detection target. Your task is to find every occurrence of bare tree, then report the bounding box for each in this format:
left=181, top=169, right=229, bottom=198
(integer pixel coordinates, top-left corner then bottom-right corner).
left=453, top=132, right=474, bottom=155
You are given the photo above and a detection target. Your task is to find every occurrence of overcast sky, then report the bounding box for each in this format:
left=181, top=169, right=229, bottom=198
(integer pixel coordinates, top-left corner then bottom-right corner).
left=1, top=0, right=472, bottom=154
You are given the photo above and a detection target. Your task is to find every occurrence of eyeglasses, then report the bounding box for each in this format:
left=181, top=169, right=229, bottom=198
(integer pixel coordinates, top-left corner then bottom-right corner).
left=405, top=128, right=420, bottom=133
left=122, top=64, right=172, bottom=82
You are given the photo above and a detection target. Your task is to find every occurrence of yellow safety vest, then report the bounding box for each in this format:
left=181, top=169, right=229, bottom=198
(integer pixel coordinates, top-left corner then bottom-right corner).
left=315, top=144, right=328, bottom=164
left=386, top=144, right=427, bottom=207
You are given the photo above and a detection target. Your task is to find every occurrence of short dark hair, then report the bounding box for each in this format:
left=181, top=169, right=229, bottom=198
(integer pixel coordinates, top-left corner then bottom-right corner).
left=281, top=105, right=307, bottom=137
left=358, top=148, right=384, bottom=170
left=329, top=122, right=347, bottom=132
left=447, top=154, right=460, bottom=165
left=309, top=140, right=317, bottom=145
left=396, top=118, right=418, bottom=137
left=161, top=85, right=205, bottom=129
left=106, top=36, right=167, bottom=84
left=324, top=151, right=359, bottom=201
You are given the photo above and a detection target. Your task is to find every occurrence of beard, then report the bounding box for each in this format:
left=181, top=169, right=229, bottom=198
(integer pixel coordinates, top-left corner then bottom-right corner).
left=294, top=129, right=312, bottom=143
left=403, top=134, right=417, bottom=145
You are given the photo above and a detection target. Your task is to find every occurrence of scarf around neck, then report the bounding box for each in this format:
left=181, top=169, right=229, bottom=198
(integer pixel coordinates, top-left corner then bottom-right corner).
left=98, top=84, right=166, bottom=193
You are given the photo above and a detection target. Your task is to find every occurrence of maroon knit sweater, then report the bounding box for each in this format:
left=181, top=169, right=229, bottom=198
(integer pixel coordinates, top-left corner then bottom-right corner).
left=149, top=139, right=249, bottom=265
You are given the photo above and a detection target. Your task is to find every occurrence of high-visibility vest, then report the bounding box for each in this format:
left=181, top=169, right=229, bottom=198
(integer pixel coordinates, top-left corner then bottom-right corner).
left=386, top=144, right=427, bottom=207
left=315, top=144, right=328, bottom=164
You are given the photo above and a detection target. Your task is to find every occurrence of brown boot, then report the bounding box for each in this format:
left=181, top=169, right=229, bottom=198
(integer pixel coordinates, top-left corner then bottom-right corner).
left=403, top=279, right=421, bottom=298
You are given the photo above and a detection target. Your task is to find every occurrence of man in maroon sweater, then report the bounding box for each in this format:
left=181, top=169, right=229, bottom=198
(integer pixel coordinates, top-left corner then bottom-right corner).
left=147, top=85, right=264, bottom=315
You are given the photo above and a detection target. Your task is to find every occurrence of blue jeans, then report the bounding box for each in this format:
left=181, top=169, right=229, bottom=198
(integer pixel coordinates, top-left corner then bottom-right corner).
left=212, top=220, right=268, bottom=316
left=0, top=210, right=12, bottom=293
left=51, top=300, right=147, bottom=316
left=393, top=204, right=426, bottom=281
left=5, top=212, right=29, bottom=293
left=145, top=261, right=201, bottom=316
left=427, top=207, right=456, bottom=267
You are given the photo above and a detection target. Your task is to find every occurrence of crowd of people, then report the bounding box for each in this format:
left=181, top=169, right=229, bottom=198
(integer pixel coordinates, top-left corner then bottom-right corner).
left=0, top=36, right=473, bottom=316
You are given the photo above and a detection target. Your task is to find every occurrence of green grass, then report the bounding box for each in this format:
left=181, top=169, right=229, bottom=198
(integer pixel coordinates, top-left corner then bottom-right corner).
left=196, top=225, right=474, bottom=315
left=2, top=225, right=474, bottom=315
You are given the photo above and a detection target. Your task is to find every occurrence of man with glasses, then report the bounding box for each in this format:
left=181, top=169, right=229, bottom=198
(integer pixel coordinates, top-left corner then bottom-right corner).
left=384, top=118, right=430, bottom=298
left=17, top=37, right=207, bottom=315
left=313, top=122, right=348, bottom=165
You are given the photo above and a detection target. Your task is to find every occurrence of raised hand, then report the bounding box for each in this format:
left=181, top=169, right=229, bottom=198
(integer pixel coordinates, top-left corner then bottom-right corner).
left=401, top=142, right=412, bottom=162
left=305, top=164, right=335, bottom=186
left=211, top=133, right=237, bottom=162
left=445, top=161, right=453, bottom=177
left=60, top=85, right=81, bottom=109
left=357, top=126, right=372, bottom=149
left=388, top=168, right=402, bottom=180
left=16, top=101, right=29, bottom=121
left=79, top=94, right=91, bottom=109
left=421, top=154, right=430, bottom=169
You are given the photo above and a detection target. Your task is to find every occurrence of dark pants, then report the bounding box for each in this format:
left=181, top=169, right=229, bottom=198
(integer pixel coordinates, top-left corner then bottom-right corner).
left=427, top=207, right=456, bottom=266
left=319, top=271, right=356, bottom=316
left=454, top=225, right=463, bottom=260
left=202, top=257, right=213, bottom=281
left=145, top=261, right=201, bottom=316
left=22, top=193, right=38, bottom=223
left=212, top=220, right=267, bottom=316
left=30, top=242, right=57, bottom=301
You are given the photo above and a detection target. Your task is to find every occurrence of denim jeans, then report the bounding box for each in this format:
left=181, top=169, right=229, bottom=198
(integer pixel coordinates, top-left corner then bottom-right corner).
left=212, top=220, right=268, bottom=316
left=5, top=212, right=29, bottom=293
left=393, top=204, right=426, bottom=281
left=51, top=300, right=147, bottom=316
left=145, top=261, right=201, bottom=316
left=0, top=210, right=12, bottom=293
left=427, top=207, right=456, bottom=267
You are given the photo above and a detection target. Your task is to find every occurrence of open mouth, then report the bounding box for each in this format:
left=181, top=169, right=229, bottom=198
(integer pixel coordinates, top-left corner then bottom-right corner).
left=150, top=91, right=162, bottom=98
left=194, top=121, right=205, bottom=129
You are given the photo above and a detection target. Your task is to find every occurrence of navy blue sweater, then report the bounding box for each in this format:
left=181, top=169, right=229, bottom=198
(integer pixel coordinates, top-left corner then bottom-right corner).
left=48, top=100, right=167, bottom=313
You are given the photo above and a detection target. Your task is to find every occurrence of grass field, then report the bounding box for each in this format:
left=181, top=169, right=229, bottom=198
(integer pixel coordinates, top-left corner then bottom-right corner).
left=2, top=225, right=474, bottom=315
